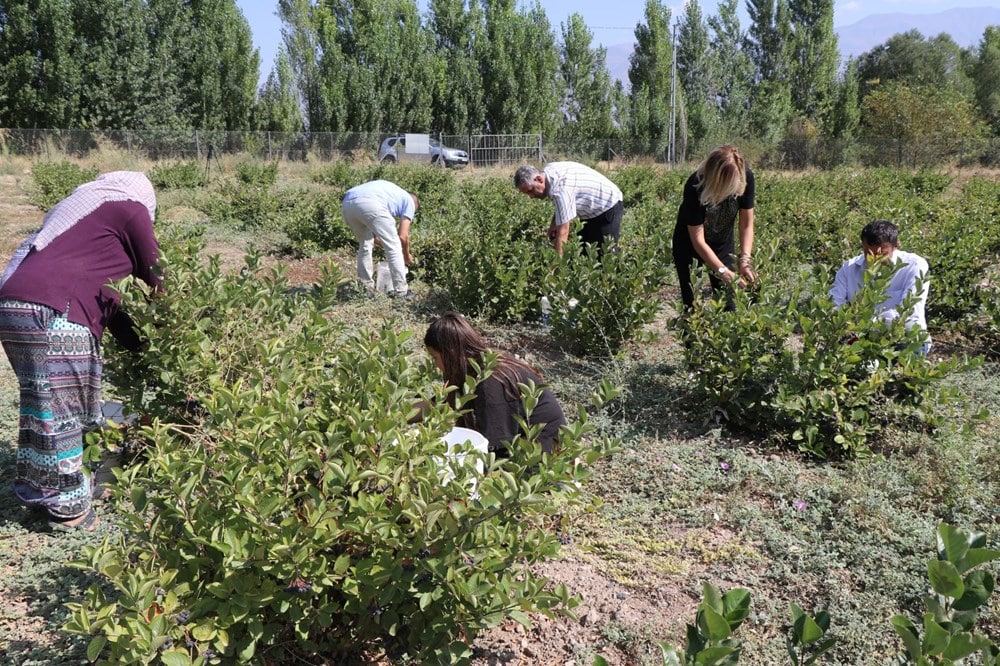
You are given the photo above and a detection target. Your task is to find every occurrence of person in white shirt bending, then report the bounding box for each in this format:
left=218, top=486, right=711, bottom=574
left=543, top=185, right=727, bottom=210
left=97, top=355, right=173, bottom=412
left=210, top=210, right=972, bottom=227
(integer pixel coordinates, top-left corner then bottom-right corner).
left=830, top=219, right=931, bottom=354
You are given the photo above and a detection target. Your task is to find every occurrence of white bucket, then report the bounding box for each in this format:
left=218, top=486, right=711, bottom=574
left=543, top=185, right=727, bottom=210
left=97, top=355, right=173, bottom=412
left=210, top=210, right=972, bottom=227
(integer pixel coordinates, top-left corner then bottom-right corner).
left=374, top=261, right=392, bottom=293
left=439, top=427, right=489, bottom=488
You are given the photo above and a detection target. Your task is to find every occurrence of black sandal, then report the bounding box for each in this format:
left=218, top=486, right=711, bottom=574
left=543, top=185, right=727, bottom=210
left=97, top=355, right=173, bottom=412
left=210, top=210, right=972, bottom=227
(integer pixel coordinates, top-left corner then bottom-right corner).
left=49, top=508, right=99, bottom=533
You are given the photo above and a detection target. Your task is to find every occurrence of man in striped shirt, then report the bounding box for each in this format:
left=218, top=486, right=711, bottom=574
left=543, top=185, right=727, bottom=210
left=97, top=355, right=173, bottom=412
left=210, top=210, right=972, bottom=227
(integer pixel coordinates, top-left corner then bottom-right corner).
left=514, top=162, right=623, bottom=257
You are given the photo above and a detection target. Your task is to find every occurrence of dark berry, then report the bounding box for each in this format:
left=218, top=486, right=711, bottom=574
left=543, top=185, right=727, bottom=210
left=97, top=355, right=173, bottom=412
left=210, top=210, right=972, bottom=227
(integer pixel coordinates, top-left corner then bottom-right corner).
left=284, top=577, right=312, bottom=594
left=176, top=610, right=191, bottom=625
left=417, top=548, right=431, bottom=559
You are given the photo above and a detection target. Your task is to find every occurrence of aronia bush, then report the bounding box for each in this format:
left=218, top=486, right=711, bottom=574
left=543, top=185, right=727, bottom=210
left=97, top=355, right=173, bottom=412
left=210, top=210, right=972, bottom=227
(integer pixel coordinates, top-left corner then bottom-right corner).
left=65, top=239, right=617, bottom=664
left=673, top=261, right=981, bottom=457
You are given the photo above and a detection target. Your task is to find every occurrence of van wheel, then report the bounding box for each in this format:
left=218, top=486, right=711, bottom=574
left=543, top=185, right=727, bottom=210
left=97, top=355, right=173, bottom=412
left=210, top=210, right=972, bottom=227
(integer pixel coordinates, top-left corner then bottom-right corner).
left=381, top=155, right=396, bottom=163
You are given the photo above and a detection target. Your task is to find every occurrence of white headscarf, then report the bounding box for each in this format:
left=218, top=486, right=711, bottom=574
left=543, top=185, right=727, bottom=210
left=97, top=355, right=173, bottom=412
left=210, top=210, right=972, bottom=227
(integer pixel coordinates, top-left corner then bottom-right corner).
left=0, top=171, right=156, bottom=286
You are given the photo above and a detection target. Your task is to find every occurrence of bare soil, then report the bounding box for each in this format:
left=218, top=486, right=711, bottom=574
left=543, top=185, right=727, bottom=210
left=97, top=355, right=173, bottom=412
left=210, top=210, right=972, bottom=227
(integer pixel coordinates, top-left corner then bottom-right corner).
left=470, top=557, right=696, bottom=665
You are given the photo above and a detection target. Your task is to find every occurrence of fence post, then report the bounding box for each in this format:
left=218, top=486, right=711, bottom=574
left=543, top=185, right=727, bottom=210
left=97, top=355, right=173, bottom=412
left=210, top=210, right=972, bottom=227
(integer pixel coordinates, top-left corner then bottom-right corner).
left=195, top=130, right=201, bottom=160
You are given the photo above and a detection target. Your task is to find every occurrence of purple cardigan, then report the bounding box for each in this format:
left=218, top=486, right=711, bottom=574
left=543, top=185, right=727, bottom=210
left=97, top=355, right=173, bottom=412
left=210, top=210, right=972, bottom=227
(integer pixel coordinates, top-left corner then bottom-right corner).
left=0, top=200, right=160, bottom=339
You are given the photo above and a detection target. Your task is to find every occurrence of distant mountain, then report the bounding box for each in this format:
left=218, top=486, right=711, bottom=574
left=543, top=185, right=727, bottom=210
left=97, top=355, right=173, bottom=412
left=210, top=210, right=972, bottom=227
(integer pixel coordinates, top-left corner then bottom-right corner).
left=601, top=6, right=999, bottom=86
left=836, top=6, right=1000, bottom=59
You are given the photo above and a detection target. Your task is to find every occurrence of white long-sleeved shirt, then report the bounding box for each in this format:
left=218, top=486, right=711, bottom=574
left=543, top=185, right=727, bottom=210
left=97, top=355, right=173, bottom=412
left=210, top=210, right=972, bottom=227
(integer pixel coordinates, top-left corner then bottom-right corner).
left=829, top=250, right=930, bottom=332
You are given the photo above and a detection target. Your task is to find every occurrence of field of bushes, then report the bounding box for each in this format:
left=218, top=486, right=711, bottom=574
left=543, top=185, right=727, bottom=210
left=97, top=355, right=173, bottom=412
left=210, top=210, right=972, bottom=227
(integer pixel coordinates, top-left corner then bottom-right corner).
left=0, top=155, right=998, bottom=665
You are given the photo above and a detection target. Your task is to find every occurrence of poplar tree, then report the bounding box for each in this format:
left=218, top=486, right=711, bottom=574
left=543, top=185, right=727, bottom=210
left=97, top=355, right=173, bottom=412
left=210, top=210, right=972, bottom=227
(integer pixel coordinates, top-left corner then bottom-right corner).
left=0, top=0, right=78, bottom=128
left=478, top=0, right=560, bottom=135
left=429, top=0, right=485, bottom=134
left=70, top=0, right=152, bottom=129
left=786, top=0, right=838, bottom=125
left=183, top=0, right=259, bottom=130
left=971, top=26, right=1000, bottom=134
left=145, top=0, right=193, bottom=129
left=706, top=0, right=753, bottom=139
left=278, top=0, right=328, bottom=130
left=557, top=13, right=615, bottom=146
left=323, top=0, right=438, bottom=133
left=745, top=0, right=793, bottom=142
left=628, top=0, right=675, bottom=156
left=257, top=49, right=305, bottom=133
left=676, top=0, right=716, bottom=153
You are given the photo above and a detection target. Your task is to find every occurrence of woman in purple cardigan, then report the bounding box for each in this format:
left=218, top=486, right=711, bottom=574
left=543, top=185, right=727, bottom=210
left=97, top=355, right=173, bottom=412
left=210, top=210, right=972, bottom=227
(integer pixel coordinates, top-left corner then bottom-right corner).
left=0, top=171, right=161, bottom=531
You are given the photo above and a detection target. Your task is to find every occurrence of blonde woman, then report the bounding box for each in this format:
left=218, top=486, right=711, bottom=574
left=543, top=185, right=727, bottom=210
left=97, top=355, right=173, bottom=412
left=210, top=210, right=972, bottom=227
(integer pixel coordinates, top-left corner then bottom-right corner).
left=672, top=145, right=757, bottom=309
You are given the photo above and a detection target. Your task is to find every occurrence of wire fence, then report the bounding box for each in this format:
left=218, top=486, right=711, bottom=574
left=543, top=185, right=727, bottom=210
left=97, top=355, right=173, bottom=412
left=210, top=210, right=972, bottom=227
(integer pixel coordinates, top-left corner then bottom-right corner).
left=0, top=129, right=545, bottom=167
left=0, top=128, right=997, bottom=169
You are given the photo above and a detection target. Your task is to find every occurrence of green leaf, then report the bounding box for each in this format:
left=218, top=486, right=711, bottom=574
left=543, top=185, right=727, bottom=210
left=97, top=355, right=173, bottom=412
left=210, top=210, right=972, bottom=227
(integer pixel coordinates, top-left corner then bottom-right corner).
left=721, top=588, right=751, bottom=625
left=333, top=553, right=351, bottom=575
left=963, top=547, right=1000, bottom=572
left=697, top=606, right=733, bottom=642
left=921, top=614, right=950, bottom=656
left=891, top=615, right=922, bottom=660
left=793, top=612, right=825, bottom=645
left=693, top=645, right=738, bottom=665
left=508, top=610, right=532, bottom=629
left=658, top=642, right=684, bottom=666
left=161, top=650, right=194, bottom=666
left=937, top=524, right=972, bottom=566
left=86, top=636, right=107, bottom=662
left=928, top=560, right=965, bottom=599
left=701, top=582, right=724, bottom=614
left=941, top=632, right=991, bottom=660
left=953, top=570, right=994, bottom=611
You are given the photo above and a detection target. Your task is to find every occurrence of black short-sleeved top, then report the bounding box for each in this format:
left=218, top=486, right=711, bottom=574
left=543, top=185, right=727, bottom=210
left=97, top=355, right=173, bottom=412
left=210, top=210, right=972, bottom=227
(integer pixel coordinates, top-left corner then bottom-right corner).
left=469, top=365, right=566, bottom=454
left=673, top=167, right=755, bottom=253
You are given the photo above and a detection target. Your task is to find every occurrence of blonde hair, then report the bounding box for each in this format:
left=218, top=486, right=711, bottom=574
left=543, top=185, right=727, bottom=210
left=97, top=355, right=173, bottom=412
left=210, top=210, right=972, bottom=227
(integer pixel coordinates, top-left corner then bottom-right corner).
left=695, top=145, right=746, bottom=207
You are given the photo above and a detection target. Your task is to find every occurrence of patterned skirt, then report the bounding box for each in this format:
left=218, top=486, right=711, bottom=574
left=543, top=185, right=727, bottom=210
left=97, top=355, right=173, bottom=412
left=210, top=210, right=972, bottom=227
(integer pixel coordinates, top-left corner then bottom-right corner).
left=0, top=299, right=102, bottom=519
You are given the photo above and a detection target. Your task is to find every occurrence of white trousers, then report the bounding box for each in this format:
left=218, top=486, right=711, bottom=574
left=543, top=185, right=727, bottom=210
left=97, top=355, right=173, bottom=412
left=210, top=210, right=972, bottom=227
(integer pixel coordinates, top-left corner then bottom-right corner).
left=340, top=197, right=408, bottom=295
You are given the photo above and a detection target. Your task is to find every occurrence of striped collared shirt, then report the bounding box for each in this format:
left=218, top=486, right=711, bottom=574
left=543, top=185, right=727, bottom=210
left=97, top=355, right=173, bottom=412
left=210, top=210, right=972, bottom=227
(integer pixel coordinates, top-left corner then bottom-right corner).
left=543, top=162, right=623, bottom=226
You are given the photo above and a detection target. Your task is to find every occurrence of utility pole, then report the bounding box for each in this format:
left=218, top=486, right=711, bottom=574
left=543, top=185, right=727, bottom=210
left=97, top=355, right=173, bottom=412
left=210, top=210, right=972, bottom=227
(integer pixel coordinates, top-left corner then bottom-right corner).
left=668, top=21, right=678, bottom=166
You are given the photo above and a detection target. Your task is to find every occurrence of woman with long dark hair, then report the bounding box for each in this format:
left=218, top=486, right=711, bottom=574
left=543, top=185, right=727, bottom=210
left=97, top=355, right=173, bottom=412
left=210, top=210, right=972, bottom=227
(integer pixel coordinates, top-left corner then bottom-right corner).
left=424, top=312, right=566, bottom=455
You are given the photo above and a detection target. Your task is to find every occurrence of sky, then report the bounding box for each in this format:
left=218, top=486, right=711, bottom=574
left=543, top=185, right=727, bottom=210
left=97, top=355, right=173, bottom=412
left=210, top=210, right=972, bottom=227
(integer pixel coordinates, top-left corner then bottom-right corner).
left=235, top=0, right=1000, bottom=82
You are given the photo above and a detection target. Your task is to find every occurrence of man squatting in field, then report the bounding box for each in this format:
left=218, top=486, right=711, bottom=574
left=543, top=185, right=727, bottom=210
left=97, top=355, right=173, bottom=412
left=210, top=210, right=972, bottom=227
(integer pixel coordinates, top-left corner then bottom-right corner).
left=340, top=180, right=418, bottom=298
left=513, top=162, right=624, bottom=257
left=830, top=219, right=931, bottom=355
